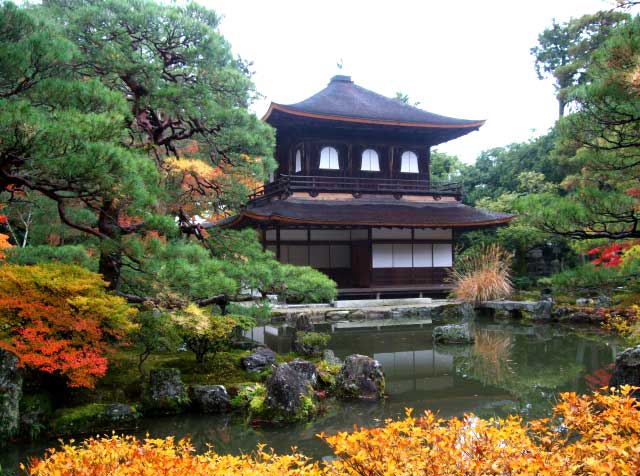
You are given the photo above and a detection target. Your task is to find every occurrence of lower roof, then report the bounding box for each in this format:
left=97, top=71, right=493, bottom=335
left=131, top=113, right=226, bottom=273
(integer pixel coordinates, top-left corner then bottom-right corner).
left=211, top=198, right=514, bottom=229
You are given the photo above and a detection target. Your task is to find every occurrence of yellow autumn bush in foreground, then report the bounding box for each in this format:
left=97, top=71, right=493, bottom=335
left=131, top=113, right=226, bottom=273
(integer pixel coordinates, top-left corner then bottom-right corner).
left=28, top=387, right=640, bottom=476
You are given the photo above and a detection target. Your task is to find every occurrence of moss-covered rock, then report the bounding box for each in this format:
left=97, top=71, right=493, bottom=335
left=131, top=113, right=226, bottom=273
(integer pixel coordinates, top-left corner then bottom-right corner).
left=433, top=323, right=474, bottom=344
left=293, top=331, right=330, bottom=357
left=50, top=403, right=140, bottom=436
left=0, top=348, right=22, bottom=445
left=143, top=368, right=189, bottom=414
left=335, top=354, right=385, bottom=400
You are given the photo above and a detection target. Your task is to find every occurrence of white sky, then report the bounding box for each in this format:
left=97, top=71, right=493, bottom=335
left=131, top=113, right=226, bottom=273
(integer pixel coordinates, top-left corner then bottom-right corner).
left=202, top=0, right=627, bottom=163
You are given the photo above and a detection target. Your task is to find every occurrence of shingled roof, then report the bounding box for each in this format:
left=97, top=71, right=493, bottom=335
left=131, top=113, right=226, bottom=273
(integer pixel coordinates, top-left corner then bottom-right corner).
left=263, top=75, right=485, bottom=129
left=213, top=197, right=514, bottom=229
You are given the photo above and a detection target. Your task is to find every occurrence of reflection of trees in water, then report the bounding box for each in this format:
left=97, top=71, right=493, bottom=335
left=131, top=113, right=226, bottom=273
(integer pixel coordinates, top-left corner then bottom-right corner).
left=469, top=329, right=515, bottom=387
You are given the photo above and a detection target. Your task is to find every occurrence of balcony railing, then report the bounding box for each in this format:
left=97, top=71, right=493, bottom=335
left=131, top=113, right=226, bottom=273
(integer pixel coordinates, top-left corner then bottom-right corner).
left=248, top=175, right=462, bottom=203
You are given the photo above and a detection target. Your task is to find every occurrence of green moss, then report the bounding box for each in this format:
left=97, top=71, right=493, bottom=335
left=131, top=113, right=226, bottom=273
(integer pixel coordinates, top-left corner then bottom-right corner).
left=294, top=332, right=330, bottom=357
left=230, top=383, right=265, bottom=410
left=50, top=403, right=139, bottom=436
left=316, top=361, right=341, bottom=391
left=299, top=394, right=316, bottom=420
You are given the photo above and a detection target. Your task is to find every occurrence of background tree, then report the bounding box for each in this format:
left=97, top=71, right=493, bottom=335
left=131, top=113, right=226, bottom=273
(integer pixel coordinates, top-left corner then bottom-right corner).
left=531, top=11, right=629, bottom=117
left=525, top=15, right=640, bottom=240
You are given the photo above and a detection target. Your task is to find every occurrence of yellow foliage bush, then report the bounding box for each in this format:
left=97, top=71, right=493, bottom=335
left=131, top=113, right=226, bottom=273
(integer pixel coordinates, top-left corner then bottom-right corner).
left=450, top=244, right=513, bottom=303
left=27, top=387, right=640, bottom=476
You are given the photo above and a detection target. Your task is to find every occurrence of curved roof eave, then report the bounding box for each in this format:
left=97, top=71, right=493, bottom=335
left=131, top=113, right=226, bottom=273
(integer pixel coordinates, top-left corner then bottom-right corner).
left=262, top=103, right=486, bottom=130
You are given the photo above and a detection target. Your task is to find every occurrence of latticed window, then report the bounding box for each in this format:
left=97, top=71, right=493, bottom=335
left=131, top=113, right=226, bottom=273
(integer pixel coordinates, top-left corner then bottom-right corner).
left=400, top=150, right=419, bottom=173
left=361, top=149, right=380, bottom=171
left=319, top=146, right=339, bottom=169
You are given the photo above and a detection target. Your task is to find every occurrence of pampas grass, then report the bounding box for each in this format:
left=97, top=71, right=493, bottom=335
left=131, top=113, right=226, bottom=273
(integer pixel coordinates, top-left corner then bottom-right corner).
left=450, top=244, right=514, bottom=303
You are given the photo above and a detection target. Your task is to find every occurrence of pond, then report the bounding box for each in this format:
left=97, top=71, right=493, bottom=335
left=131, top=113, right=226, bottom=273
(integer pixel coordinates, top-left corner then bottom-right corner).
left=1, top=317, right=619, bottom=473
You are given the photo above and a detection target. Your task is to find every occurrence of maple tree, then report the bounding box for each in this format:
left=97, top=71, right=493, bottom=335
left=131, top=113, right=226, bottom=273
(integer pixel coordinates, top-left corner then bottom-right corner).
left=0, top=264, right=136, bottom=388
left=26, top=387, right=640, bottom=476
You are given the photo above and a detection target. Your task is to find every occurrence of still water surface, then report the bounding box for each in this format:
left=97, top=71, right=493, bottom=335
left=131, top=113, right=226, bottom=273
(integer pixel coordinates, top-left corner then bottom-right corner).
left=1, top=317, right=619, bottom=472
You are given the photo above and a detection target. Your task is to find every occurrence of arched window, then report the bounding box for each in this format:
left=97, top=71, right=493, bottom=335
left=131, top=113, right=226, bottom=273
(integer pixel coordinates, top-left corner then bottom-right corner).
left=319, top=146, right=339, bottom=170
left=400, top=151, right=419, bottom=173
left=361, top=149, right=380, bottom=172
left=294, top=149, right=302, bottom=173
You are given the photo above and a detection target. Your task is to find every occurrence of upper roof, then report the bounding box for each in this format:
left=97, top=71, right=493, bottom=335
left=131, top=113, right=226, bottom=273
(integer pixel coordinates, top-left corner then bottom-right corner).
left=210, top=197, right=514, bottom=229
left=263, top=75, right=485, bottom=130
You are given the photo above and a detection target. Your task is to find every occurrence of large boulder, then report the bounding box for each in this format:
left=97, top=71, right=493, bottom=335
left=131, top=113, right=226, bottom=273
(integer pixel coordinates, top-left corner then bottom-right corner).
left=322, top=349, right=343, bottom=366
left=433, top=323, right=474, bottom=344
left=287, top=359, right=319, bottom=388
left=50, top=403, right=140, bottom=436
left=190, top=385, right=230, bottom=413
left=144, top=368, right=189, bottom=414
left=611, top=346, right=640, bottom=398
left=336, top=354, right=385, bottom=400
left=263, top=363, right=316, bottom=421
left=0, top=348, right=22, bottom=444
left=241, top=347, right=276, bottom=373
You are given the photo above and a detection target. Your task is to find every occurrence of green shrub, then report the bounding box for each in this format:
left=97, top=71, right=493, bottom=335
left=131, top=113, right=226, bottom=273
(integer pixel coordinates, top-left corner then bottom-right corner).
left=549, top=263, right=625, bottom=293
left=7, top=244, right=96, bottom=269
left=294, top=331, right=331, bottom=356
left=279, top=265, right=337, bottom=303
left=227, top=302, right=271, bottom=324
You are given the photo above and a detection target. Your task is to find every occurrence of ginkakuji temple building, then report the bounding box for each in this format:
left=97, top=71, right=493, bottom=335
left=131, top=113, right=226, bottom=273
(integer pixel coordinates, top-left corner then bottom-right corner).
left=214, top=75, right=514, bottom=298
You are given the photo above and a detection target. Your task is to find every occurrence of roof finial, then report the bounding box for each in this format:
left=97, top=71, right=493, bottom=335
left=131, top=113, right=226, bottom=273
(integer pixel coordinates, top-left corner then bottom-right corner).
left=336, top=58, right=343, bottom=70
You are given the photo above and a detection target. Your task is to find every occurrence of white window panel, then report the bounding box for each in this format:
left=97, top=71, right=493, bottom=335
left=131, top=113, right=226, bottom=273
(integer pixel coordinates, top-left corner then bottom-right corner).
left=414, top=228, right=452, bottom=240
left=350, top=229, right=368, bottom=240
left=265, top=229, right=276, bottom=241
left=288, top=246, right=309, bottom=265
left=330, top=245, right=350, bottom=268
left=309, top=245, right=331, bottom=268
left=295, top=149, right=302, bottom=173
left=372, top=244, right=393, bottom=268
left=310, top=229, right=351, bottom=241
left=361, top=148, right=380, bottom=171
left=400, top=151, right=419, bottom=173
left=319, top=146, right=339, bottom=169
left=393, top=244, right=413, bottom=268
left=280, top=229, right=308, bottom=241
left=433, top=243, right=453, bottom=267
left=413, top=243, right=433, bottom=267
left=372, top=227, right=411, bottom=239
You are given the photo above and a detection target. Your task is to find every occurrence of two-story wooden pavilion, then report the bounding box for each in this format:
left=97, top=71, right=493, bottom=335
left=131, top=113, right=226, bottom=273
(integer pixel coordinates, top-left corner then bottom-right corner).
left=214, top=75, right=513, bottom=298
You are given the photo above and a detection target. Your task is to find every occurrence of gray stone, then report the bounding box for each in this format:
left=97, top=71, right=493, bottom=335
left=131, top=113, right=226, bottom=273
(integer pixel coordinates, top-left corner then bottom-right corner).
left=104, top=403, right=139, bottom=423
left=144, top=368, right=189, bottom=414
left=288, top=312, right=313, bottom=331
left=322, top=349, right=343, bottom=366
left=241, top=347, right=277, bottom=372
left=264, top=363, right=315, bottom=421
left=190, top=385, right=230, bottom=413
left=325, top=310, right=350, bottom=321
left=0, top=348, right=22, bottom=443
left=611, top=346, right=640, bottom=398
left=596, top=295, right=613, bottom=307
left=480, top=300, right=552, bottom=321
left=336, top=354, right=385, bottom=400
left=347, top=309, right=367, bottom=320
left=287, top=359, right=319, bottom=388
left=433, top=323, right=474, bottom=344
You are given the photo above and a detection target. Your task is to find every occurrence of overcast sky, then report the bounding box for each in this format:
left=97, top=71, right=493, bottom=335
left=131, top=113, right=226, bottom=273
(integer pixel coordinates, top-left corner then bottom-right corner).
left=202, top=0, right=627, bottom=163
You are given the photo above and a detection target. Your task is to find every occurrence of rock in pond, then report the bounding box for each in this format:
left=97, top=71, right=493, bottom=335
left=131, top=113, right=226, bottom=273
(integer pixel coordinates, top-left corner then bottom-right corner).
left=242, top=347, right=277, bottom=373
left=611, top=346, right=640, bottom=398
left=336, top=354, right=385, bottom=400
left=433, top=323, right=474, bottom=344
left=325, top=310, right=350, bottom=321
left=0, top=348, right=22, bottom=443
left=190, top=385, right=230, bottom=413
left=263, top=363, right=316, bottom=421
left=144, top=368, right=189, bottom=414
left=50, top=403, right=140, bottom=436
left=347, top=309, right=367, bottom=320
left=287, top=359, right=319, bottom=388
left=323, top=349, right=343, bottom=366
left=288, top=312, right=313, bottom=331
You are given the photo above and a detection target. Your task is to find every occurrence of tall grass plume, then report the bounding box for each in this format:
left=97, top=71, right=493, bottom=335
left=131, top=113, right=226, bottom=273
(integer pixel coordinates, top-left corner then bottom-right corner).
left=449, top=244, right=513, bottom=303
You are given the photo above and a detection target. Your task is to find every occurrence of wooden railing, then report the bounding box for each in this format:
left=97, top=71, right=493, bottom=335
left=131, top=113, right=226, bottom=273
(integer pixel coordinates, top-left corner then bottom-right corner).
left=248, top=175, right=462, bottom=202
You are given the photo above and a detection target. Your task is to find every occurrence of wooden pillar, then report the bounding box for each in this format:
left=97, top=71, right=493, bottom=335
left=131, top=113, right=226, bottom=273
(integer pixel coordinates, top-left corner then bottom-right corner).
left=425, top=146, right=431, bottom=186
left=347, top=144, right=353, bottom=176
left=389, top=146, right=394, bottom=179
